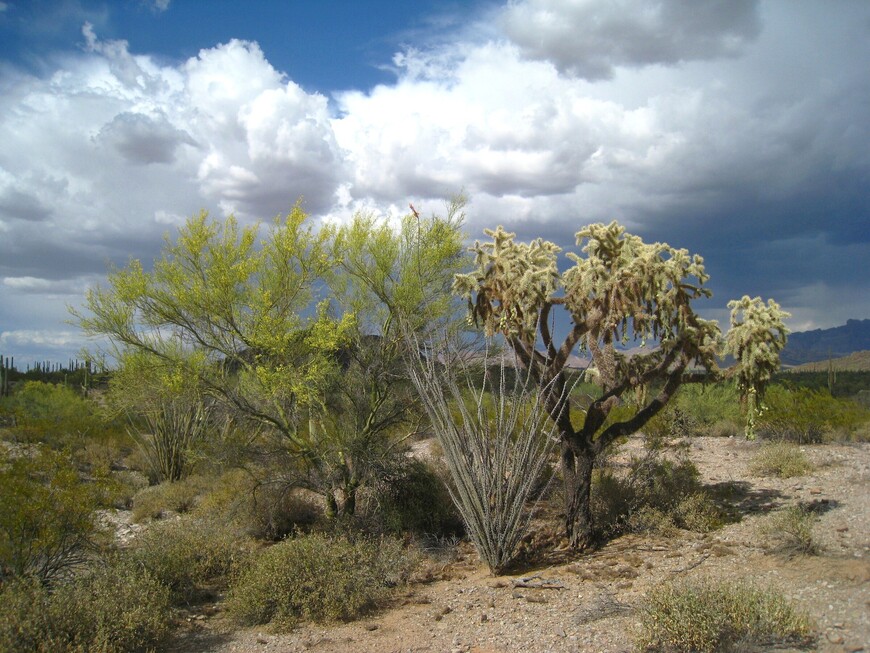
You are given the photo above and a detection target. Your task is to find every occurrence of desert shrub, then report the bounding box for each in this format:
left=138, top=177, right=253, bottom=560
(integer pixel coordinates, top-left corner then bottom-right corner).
left=592, top=446, right=723, bottom=537
left=761, top=505, right=820, bottom=556
left=672, top=383, right=743, bottom=436
left=102, top=470, right=150, bottom=509
left=227, top=533, right=414, bottom=630
left=706, top=419, right=742, bottom=438
left=643, top=404, right=699, bottom=441
left=0, top=558, right=171, bottom=653
left=0, top=381, right=112, bottom=449
left=374, top=458, right=464, bottom=537
left=758, top=385, right=870, bottom=443
left=626, top=505, right=678, bottom=536
left=127, top=517, right=253, bottom=604
left=0, top=448, right=98, bottom=584
left=130, top=474, right=211, bottom=522
left=193, top=469, right=321, bottom=540
left=637, top=578, right=814, bottom=652
left=750, top=441, right=812, bottom=478
left=674, top=492, right=725, bottom=533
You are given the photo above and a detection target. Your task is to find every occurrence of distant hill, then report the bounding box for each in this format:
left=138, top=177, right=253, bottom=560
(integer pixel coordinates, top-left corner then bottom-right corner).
left=780, top=319, right=870, bottom=366
left=789, top=350, right=870, bottom=372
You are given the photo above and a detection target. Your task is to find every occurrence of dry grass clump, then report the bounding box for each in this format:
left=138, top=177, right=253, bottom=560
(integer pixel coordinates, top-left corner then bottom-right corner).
left=749, top=441, right=813, bottom=478
left=760, top=504, right=820, bottom=556
left=637, top=578, right=815, bottom=652
left=130, top=474, right=212, bottom=522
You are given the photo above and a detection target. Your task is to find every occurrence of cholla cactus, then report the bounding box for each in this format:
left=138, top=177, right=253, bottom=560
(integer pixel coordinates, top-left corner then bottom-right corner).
left=455, top=221, right=788, bottom=548
left=724, top=296, right=790, bottom=439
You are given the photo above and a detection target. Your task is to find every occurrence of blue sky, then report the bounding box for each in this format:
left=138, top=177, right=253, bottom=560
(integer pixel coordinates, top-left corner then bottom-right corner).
left=1, top=0, right=869, bottom=366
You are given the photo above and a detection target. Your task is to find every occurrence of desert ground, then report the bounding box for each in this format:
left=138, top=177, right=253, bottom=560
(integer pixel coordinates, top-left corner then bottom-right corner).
left=168, top=435, right=869, bottom=653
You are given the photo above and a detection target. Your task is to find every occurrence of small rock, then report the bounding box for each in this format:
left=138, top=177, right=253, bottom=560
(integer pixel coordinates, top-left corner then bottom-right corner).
left=480, top=613, right=488, bottom=623
left=555, top=626, right=567, bottom=638
left=364, top=623, right=379, bottom=631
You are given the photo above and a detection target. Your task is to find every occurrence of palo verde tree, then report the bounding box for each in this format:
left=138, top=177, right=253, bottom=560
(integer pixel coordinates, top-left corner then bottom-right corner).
left=75, top=202, right=467, bottom=518
left=319, top=201, right=468, bottom=515
left=454, top=221, right=788, bottom=549
left=75, top=206, right=357, bottom=506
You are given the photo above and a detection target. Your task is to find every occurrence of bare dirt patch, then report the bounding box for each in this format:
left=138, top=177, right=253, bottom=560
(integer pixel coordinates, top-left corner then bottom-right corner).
left=171, top=437, right=870, bottom=653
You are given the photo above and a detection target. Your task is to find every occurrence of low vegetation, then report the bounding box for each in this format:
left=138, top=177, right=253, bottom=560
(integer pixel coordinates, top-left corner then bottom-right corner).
left=0, top=559, right=171, bottom=653
left=592, top=441, right=724, bottom=538
left=750, top=441, right=813, bottom=478
left=226, top=533, right=415, bottom=631
left=761, top=504, right=821, bottom=556
left=637, top=579, right=815, bottom=652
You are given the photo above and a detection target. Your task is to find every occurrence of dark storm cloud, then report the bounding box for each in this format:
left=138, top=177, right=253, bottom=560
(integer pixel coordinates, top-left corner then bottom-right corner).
left=501, top=0, right=761, bottom=80
left=0, top=187, right=52, bottom=221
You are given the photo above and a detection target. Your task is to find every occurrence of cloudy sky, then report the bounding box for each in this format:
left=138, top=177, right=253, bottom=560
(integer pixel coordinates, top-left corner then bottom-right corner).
left=1, top=0, right=868, bottom=367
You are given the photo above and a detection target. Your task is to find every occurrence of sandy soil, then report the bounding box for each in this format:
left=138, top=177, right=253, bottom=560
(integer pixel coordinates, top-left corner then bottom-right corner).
left=169, top=436, right=870, bottom=653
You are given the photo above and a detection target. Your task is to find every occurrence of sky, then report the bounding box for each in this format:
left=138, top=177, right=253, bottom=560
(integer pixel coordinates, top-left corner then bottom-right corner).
left=0, top=0, right=868, bottom=367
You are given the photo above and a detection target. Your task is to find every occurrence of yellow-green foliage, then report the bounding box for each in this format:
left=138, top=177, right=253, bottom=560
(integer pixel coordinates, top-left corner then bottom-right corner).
left=0, top=381, right=115, bottom=448
left=638, top=579, right=814, bottom=652
left=750, top=441, right=813, bottom=478
left=227, top=533, right=415, bottom=631
left=0, top=448, right=98, bottom=584
left=671, top=383, right=743, bottom=436
left=0, top=558, right=171, bottom=653
left=759, top=385, right=870, bottom=443
left=76, top=206, right=356, bottom=458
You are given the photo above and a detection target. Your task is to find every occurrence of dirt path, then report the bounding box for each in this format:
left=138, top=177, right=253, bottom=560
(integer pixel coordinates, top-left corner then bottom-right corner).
left=172, top=437, right=870, bottom=653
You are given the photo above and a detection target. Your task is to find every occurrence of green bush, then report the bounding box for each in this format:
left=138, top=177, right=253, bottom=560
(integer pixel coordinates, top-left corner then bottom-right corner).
left=592, top=447, right=723, bottom=537
left=103, top=470, right=150, bottom=509
left=750, top=441, right=813, bottom=478
left=193, top=469, right=321, bottom=540
left=227, top=533, right=415, bottom=631
left=672, top=383, right=742, bottom=436
left=759, top=385, right=870, bottom=443
left=0, top=381, right=114, bottom=449
left=761, top=505, right=820, bottom=556
left=127, top=517, right=253, bottom=604
left=374, top=458, right=464, bottom=537
left=0, top=448, right=98, bottom=584
left=637, top=578, right=814, bottom=652
left=643, top=404, right=699, bottom=441
left=0, top=558, right=171, bottom=653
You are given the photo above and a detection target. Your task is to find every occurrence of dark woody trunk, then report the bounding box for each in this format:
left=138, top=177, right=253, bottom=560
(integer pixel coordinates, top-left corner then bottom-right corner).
left=560, top=438, right=596, bottom=550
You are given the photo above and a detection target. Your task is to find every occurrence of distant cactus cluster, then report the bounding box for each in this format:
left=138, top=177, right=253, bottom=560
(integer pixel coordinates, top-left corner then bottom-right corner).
left=0, top=355, right=104, bottom=396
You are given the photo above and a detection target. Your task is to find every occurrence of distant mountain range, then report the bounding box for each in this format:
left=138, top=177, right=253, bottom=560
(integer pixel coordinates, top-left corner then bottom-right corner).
left=781, top=319, right=870, bottom=366
left=789, top=351, right=870, bottom=372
